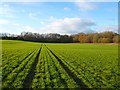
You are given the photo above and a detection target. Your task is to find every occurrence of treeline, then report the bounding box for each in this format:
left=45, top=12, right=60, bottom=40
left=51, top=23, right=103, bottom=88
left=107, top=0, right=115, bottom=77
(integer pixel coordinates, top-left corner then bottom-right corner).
left=0, top=31, right=120, bottom=43
left=1, top=32, right=73, bottom=43
left=72, top=31, right=120, bottom=43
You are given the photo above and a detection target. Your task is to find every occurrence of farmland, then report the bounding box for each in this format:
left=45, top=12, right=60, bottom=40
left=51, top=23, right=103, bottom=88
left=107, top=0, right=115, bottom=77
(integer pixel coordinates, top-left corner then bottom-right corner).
left=2, top=40, right=119, bottom=89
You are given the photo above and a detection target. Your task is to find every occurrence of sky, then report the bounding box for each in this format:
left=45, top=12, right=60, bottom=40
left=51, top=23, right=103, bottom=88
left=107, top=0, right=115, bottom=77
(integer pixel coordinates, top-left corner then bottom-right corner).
left=0, top=1, right=118, bottom=35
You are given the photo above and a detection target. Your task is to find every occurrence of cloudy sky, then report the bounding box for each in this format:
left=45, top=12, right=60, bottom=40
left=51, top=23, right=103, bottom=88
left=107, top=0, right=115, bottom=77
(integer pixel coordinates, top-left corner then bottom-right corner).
left=0, top=1, right=118, bottom=35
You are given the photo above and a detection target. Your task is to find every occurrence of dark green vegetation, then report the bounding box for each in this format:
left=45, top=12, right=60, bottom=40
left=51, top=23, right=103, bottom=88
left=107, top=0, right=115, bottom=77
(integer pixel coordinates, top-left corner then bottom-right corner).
left=0, top=40, right=1, bottom=89
left=1, top=31, right=120, bottom=43
left=2, top=40, right=120, bottom=89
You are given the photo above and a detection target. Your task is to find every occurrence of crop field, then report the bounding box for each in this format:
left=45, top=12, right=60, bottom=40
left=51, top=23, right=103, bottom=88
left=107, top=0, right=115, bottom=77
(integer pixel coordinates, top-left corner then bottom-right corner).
left=2, top=40, right=119, bottom=89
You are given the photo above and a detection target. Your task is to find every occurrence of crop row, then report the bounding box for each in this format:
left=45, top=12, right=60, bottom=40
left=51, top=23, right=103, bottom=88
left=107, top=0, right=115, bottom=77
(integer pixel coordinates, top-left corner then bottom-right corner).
left=2, top=49, right=36, bottom=80
left=46, top=44, right=119, bottom=89
left=2, top=48, right=40, bottom=88
left=32, top=45, right=79, bottom=88
left=2, top=44, right=80, bottom=88
left=2, top=40, right=119, bottom=89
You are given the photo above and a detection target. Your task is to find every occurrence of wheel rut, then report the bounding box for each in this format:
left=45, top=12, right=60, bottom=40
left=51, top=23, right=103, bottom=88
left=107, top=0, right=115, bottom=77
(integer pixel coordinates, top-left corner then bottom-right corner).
left=2, top=49, right=36, bottom=81
left=23, top=46, right=42, bottom=88
left=46, top=46, right=90, bottom=89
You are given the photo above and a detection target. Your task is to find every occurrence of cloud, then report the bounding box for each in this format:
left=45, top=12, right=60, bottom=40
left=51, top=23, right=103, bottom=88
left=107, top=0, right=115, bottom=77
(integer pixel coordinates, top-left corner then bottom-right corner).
left=12, top=23, right=20, bottom=26
left=23, top=25, right=38, bottom=33
left=0, top=18, right=24, bottom=34
left=28, top=11, right=42, bottom=21
left=11, top=17, right=94, bottom=35
left=64, top=7, right=70, bottom=11
left=0, top=0, right=119, bottom=2
left=0, top=0, right=42, bottom=2
left=0, top=3, right=15, bottom=18
left=1, top=17, right=117, bottom=35
left=28, top=12, right=38, bottom=20
left=0, top=19, right=10, bottom=24
left=96, top=25, right=118, bottom=33
left=40, top=21, right=44, bottom=24
left=39, top=17, right=96, bottom=34
left=74, top=2, right=97, bottom=11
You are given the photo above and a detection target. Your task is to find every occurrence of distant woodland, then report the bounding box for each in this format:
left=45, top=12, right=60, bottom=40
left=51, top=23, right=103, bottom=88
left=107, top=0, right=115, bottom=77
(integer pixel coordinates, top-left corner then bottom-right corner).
left=1, top=31, right=120, bottom=43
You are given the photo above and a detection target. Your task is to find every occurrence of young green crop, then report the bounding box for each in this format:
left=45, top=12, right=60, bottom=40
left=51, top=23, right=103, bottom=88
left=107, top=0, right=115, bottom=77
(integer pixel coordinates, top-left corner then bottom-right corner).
left=32, top=45, right=79, bottom=88
left=2, top=40, right=119, bottom=89
left=46, top=43, right=119, bottom=89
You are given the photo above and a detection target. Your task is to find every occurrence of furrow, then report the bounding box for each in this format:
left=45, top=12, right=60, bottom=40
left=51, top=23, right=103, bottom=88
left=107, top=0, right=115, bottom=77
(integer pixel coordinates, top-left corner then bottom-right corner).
left=23, top=46, right=42, bottom=88
left=46, top=46, right=89, bottom=89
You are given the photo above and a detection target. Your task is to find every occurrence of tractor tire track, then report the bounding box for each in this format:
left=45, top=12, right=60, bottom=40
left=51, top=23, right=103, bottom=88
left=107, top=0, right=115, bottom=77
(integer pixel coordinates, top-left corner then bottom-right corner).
left=23, top=46, right=42, bottom=88
left=46, top=50, right=68, bottom=88
left=2, top=49, right=36, bottom=81
left=2, top=50, right=37, bottom=88
left=45, top=46, right=90, bottom=89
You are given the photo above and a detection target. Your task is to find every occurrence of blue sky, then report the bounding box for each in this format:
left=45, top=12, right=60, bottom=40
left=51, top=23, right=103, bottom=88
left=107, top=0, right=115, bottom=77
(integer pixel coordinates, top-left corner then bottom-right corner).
left=0, top=2, right=118, bottom=34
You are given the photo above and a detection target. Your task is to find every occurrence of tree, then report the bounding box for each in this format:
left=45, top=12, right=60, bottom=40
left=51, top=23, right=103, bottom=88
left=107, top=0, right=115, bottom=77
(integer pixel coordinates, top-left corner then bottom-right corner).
left=113, top=35, right=120, bottom=43
left=1, top=31, right=120, bottom=43
left=72, top=34, right=79, bottom=42
left=100, top=38, right=112, bottom=43
left=78, top=33, right=86, bottom=43
left=92, top=34, right=99, bottom=43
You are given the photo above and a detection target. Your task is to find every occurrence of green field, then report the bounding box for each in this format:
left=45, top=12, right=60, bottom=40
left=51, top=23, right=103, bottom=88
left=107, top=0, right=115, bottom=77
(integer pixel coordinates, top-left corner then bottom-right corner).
left=2, top=40, right=119, bottom=89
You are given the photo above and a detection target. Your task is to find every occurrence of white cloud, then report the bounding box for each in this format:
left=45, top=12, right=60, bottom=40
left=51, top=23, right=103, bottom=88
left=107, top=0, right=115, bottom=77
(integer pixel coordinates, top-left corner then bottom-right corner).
left=23, top=25, right=38, bottom=33
left=40, top=21, right=44, bottom=24
left=0, top=18, right=117, bottom=35
left=43, top=16, right=58, bottom=23
left=49, top=16, right=54, bottom=20
left=0, top=22, right=22, bottom=34
left=13, top=17, right=95, bottom=35
left=28, top=12, right=38, bottom=20
left=0, top=3, right=15, bottom=17
left=64, top=7, right=70, bottom=11
left=0, top=6, right=12, bottom=15
left=96, top=25, right=118, bottom=33
left=28, top=11, right=42, bottom=20
left=12, top=23, right=20, bottom=26
left=74, top=2, right=97, bottom=11
left=0, top=0, right=119, bottom=2
left=0, top=0, right=41, bottom=2
left=0, top=29, right=2, bottom=33
left=0, top=19, right=10, bottom=24
left=39, top=17, right=96, bottom=34
left=3, top=4, right=9, bottom=7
